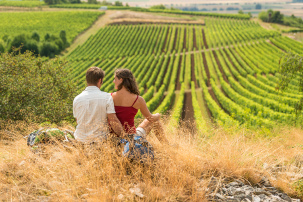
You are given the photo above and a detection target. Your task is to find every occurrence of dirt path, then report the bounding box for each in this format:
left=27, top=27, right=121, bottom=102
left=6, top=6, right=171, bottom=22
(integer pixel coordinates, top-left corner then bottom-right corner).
left=181, top=91, right=196, bottom=133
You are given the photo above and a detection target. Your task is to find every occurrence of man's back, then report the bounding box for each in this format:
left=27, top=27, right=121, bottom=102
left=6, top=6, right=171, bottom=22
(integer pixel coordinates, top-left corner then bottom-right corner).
left=73, top=86, right=115, bottom=142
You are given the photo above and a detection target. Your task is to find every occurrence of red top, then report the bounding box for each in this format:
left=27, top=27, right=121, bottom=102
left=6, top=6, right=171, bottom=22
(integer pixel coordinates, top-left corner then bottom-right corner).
left=110, top=94, right=139, bottom=134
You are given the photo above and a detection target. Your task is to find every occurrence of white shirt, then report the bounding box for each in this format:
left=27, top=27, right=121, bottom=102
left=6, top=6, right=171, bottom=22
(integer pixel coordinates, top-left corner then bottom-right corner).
left=73, top=86, right=115, bottom=142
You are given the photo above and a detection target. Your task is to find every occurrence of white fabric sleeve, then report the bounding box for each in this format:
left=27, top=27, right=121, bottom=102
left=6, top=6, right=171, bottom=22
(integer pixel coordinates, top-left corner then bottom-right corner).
left=73, top=98, right=77, bottom=118
left=106, top=95, right=116, bottom=114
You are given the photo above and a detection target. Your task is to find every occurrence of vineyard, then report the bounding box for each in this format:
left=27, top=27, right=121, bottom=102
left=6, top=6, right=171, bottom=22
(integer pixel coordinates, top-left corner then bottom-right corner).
left=0, top=11, right=102, bottom=42
left=64, top=16, right=303, bottom=130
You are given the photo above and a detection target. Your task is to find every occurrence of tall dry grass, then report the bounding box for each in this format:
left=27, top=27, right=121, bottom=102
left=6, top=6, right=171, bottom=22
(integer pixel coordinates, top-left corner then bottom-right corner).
left=1, top=120, right=303, bottom=201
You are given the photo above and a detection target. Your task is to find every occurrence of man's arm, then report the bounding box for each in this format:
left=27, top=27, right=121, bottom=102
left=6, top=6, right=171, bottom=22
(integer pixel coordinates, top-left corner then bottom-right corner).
left=108, top=113, right=124, bottom=137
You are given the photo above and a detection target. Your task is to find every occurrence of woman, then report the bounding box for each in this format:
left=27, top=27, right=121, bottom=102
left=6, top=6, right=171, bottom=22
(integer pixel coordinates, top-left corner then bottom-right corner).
left=110, top=68, right=168, bottom=144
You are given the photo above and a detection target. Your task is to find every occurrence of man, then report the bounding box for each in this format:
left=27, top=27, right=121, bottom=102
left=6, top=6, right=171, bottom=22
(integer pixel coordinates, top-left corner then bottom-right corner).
left=73, top=66, right=124, bottom=143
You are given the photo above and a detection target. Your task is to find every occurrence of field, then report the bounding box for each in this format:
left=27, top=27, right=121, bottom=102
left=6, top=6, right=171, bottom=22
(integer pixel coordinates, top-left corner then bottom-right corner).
left=0, top=11, right=103, bottom=42
left=2, top=8, right=303, bottom=201
left=64, top=12, right=303, bottom=129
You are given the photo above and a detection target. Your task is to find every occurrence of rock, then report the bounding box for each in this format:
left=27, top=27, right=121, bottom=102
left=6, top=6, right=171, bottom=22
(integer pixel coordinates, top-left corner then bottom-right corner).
left=291, top=199, right=301, bottom=202
left=234, top=188, right=245, bottom=195
left=208, top=176, right=218, bottom=191
left=117, top=194, right=124, bottom=200
left=280, top=193, right=292, bottom=202
left=254, top=188, right=270, bottom=195
left=18, top=160, right=26, bottom=166
left=129, top=187, right=144, bottom=198
left=215, top=193, right=225, bottom=200
left=241, top=199, right=252, bottom=202
left=264, top=187, right=278, bottom=194
left=252, top=195, right=261, bottom=202
left=234, top=194, right=247, bottom=201
left=228, top=182, right=240, bottom=187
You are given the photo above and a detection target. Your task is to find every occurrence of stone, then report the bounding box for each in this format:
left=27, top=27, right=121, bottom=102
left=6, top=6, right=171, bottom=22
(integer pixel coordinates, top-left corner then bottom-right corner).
left=117, top=194, right=124, bottom=200
left=254, top=188, right=270, bottom=195
left=129, top=187, right=144, bottom=198
left=234, top=188, right=246, bottom=195
left=252, top=195, right=261, bottom=202
left=234, top=194, right=247, bottom=201
left=241, top=199, right=252, bottom=202
left=215, top=193, right=225, bottom=200
left=280, top=193, right=292, bottom=202
left=228, top=182, right=240, bottom=187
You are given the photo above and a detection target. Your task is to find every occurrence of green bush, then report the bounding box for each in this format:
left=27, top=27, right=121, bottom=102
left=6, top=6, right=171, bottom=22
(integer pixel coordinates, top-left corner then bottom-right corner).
left=40, top=42, right=60, bottom=58
left=0, top=51, right=76, bottom=123
left=0, top=40, right=5, bottom=53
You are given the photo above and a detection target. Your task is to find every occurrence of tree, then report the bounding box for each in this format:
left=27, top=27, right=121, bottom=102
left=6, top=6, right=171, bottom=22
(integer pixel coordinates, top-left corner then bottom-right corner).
left=278, top=52, right=303, bottom=116
left=114, top=1, right=123, bottom=6
left=0, top=40, right=5, bottom=53
left=238, top=10, right=244, bottom=14
left=150, top=4, right=166, bottom=9
left=9, top=34, right=28, bottom=53
left=88, top=0, right=97, bottom=3
left=40, top=42, right=60, bottom=58
left=31, top=32, right=40, bottom=42
left=0, top=50, right=76, bottom=122
left=256, top=3, right=262, bottom=9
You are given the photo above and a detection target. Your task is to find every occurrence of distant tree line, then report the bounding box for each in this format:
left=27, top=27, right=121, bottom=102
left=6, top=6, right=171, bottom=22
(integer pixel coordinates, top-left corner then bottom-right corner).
left=44, top=0, right=127, bottom=6
left=0, top=30, right=69, bottom=58
left=259, top=9, right=303, bottom=28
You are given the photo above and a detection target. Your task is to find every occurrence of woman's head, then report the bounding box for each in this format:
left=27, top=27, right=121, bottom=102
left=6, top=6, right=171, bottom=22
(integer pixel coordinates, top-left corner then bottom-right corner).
left=114, top=69, right=140, bottom=95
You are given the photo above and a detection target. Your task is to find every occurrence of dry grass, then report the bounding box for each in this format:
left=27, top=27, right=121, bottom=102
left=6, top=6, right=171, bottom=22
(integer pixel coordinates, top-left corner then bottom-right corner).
left=1, top=120, right=303, bottom=201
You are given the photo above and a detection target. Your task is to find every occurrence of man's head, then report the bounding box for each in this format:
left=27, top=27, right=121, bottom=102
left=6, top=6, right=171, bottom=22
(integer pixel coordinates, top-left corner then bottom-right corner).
left=86, top=66, right=105, bottom=88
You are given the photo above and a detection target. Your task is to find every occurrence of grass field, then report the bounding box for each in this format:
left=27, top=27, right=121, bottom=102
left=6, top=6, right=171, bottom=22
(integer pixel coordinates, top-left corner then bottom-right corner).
left=0, top=11, right=103, bottom=42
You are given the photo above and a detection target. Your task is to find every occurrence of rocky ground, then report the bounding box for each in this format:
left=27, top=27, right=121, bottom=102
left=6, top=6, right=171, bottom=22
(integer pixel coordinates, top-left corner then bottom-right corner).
left=207, top=176, right=301, bottom=202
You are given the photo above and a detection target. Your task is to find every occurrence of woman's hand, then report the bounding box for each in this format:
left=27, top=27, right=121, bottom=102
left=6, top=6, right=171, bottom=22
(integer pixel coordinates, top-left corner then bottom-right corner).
left=152, top=113, right=161, bottom=121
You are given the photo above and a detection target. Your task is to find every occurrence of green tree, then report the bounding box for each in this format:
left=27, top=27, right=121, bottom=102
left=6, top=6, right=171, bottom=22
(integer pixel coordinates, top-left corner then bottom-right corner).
left=88, top=0, right=97, bottom=4
left=278, top=52, right=303, bottom=115
left=0, top=50, right=76, bottom=122
left=238, top=10, right=244, bottom=14
left=31, top=32, right=40, bottom=42
left=150, top=4, right=166, bottom=9
left=8, top=34, right=28, bottom=53
left=40, top=42, right=60, bottom=58
left=114, top=1, right=122, bottom=6
left=0, top=40, right=5, bottom=53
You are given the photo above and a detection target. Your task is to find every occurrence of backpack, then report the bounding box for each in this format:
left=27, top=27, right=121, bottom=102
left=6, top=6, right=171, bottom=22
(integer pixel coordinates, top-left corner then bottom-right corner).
left=27, top=128, right=74, bottom=146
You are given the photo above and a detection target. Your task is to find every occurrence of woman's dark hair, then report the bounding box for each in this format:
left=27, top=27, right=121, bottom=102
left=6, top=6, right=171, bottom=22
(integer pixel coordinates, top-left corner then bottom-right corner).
left=115, top=68, right=140, bottom=95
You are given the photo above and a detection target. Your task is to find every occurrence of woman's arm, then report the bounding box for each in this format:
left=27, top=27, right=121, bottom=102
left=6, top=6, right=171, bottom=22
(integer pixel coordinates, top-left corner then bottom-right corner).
left=138, top=96, right=160, bottom=122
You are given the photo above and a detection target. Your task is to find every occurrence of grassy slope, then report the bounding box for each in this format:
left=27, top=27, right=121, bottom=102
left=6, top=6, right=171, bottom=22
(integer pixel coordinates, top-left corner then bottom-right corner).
left=1, top=121, right=303, bottom=200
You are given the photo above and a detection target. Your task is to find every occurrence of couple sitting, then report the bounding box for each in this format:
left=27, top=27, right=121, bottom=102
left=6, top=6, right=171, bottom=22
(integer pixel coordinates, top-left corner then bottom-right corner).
left=73, top=66, right=168, bottom=144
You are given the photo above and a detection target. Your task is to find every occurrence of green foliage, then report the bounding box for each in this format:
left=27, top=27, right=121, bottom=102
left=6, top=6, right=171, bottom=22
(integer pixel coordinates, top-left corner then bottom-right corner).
left=0, top=51, right=76, bottom=123
left=150, top=4, right=166, bottom=10
left=0, top=11, right=102, bottom=44
left=0, top=0, right=45, bottom=7
left=294, top=179, right=303, bottom=197
left=31, top=32, right=40, bottom=42
left=259, top=9, right=284, bottom=24
left=278, top=52, right=303, bottom=115
left=114, top=1, right=123, bottom=6
left=0, top=40, right=5, bottom=53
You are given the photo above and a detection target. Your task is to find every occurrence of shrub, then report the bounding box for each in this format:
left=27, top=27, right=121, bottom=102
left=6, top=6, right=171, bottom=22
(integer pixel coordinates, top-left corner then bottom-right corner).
left=24, top=40, right=39, bottom=55
left=0, top=40, right=5, bottom=53
left=9, top=34, right=28, bottom=53
left=31, top=32, right=40, bottom=42
left=0, top=50, right=76, bottom=123
left=40, top=42, right=60, bottom=58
